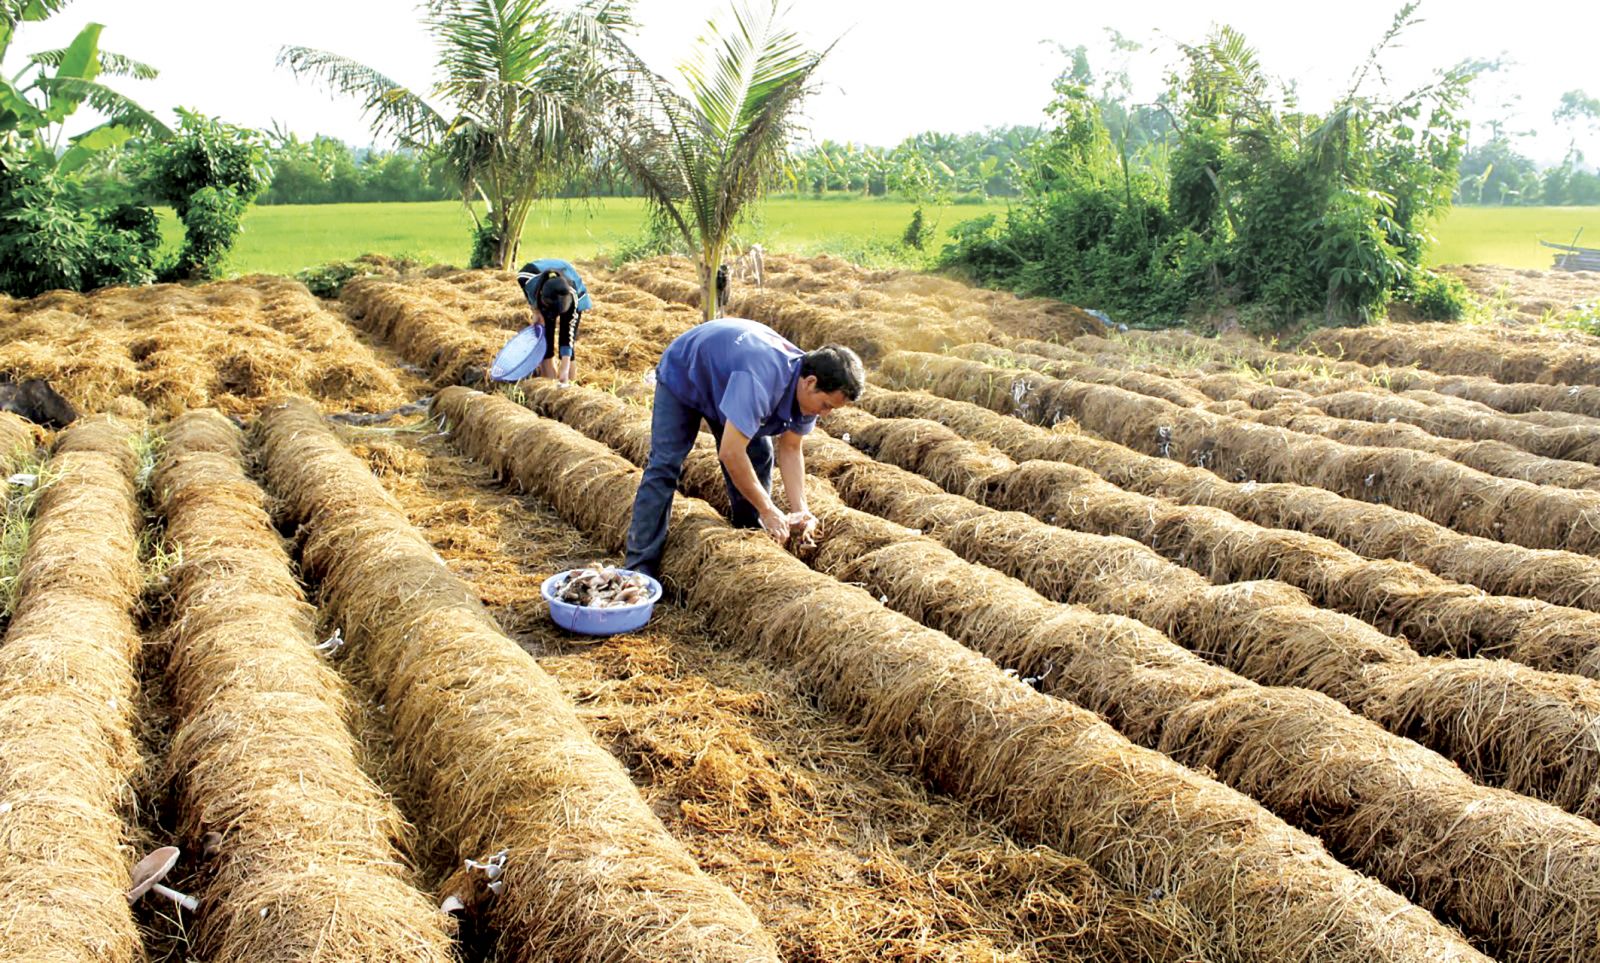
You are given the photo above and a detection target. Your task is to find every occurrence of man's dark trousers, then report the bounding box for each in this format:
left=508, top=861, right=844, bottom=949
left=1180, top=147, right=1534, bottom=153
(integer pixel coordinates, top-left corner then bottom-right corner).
left=623, top=380, right=773, bottom=578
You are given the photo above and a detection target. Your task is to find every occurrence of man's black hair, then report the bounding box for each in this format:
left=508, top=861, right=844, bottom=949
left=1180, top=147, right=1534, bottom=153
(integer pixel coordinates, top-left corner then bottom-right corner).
left=800, top=344, right=866, bottom=400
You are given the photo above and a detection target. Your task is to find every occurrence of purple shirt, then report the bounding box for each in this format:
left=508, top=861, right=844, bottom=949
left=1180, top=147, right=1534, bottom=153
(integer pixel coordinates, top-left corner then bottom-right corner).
left=656, top=319, right=817, bottom=439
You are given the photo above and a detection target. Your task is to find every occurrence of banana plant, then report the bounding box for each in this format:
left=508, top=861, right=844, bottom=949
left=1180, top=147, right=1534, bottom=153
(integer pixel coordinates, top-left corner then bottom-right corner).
left=1, top=0, right=168, bottom=171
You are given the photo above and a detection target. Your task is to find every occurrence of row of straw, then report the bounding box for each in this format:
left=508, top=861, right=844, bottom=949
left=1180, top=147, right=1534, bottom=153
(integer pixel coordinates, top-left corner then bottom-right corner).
left=959, top=340, right=1600, bottom=493
left=880, top=350, right=1600, bottom=557
left=152, top=410, right=455, bottom=962
left=1038, top=338, right=1600, bottom=473
left=1218, top=398, right=1600, bottom=490
left=1089, top=326, right=1600, bottom=419
left=1305, top=320, right=1600, bottom=386
left=521, top=378, right=1600, bottom=963
left=0, top=419, right=145, bottom=962
left=0, top=278, right=408, bottom=420
left=0, top=412, right=34, bottom=466
left=824, top=404, right=1600, bottom=818
left=432, top=384, right=1491, bottom=963
left=1293, top=388, right=1600, bottom=460
left=611, top=258, right=996, bottom=361
left=861, top=376, right=1600, bottom=674
left=340, top=277, right=507, bottom=384
left=253, top=398, right=780, bottom=963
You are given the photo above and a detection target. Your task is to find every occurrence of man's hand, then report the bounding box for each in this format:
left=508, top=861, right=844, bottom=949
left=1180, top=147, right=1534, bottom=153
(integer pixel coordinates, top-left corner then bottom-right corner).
left=759, top=505, right=790, bottom=544
left=787, top=509, right=820, bottom=546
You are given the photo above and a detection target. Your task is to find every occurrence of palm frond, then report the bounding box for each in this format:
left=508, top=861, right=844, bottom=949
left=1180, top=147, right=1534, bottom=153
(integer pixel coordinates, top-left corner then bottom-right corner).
left=29, top=75, right=169, bottom=136
left=277, top=45, right=446, bottom=147
left=28, top=46, right=156, bottom=79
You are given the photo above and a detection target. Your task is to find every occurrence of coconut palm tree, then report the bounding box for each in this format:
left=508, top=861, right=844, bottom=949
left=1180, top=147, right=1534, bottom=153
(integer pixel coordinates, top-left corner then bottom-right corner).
left=600, top=0, right=827, bottom=319
left=279, top=0, right=626, bottom=269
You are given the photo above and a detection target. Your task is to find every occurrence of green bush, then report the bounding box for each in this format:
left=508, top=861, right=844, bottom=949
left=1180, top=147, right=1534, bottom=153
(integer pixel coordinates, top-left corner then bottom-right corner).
left=469, top=223, right=503, bottom=269
left=1405, top=269, right=1474, bottom=320
left=138, top=110, right=271, bottom=280
left=940, top=16, right=1473, bottom=333
left=0, top=149, right=162, bottom=297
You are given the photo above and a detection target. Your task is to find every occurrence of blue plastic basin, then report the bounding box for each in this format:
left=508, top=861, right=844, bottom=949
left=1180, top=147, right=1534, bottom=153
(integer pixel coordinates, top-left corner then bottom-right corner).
left=541, top=569, right=662, bottom=637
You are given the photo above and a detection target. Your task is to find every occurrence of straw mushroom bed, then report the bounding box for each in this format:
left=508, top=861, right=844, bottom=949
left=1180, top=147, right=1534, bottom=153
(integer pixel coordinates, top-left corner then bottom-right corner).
left=340, top=277, right=508, bottom=385
left=816, top=406, right=1600, bottom=819
left=152, top=410, right=455, bottom=963
left=0, top=276, right=409, bottom=420
left=877, top=350, right=1600, bottom=558
left=0, top=412, right=35, bottom=468
left=433, top=385, right=1492, bottom=963
left=864, top=371, right=1600, bottom=619
left=253, top=398, right=779, bottom=963
left=518, top=379, right=1600, bottom=963
left=1305, top=321, right=1600, bottom=385
left=358, top=401, right=1214, bottom=963
left=0, top=418, right=144, bottom=962
left=613, top=257, right=1001, bottom=361
left=1098, top=326, right=1600, bottom=419
left=960, top=341, right=1600, bottom=491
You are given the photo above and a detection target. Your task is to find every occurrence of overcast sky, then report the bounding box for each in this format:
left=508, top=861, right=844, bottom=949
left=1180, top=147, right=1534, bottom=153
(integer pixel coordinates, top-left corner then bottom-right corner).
left=7, top=0, right=1597, bottom=166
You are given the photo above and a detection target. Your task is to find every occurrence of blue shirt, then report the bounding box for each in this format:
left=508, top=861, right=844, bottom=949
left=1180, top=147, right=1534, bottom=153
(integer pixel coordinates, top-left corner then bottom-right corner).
left=656, top=319, right=816, bottom=440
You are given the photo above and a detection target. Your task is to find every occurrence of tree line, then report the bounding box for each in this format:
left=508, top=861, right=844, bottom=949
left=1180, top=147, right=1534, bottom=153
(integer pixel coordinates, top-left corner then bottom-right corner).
left=1455, top=87, right=1600, bottom=206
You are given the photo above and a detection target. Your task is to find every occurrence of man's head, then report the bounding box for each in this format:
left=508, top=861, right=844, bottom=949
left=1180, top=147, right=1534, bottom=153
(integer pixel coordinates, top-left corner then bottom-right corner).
left=536, top=271, right=574, bottom=319
left=797, top=344, right=866, bottom=417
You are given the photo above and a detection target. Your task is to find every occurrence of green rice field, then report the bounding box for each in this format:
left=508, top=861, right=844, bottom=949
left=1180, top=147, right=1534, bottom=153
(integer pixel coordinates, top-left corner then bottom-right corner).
left=1424, top=205, right=1600, bottom=270
left=169, top=197, right=1600, bottom=276
left=176, top=196, right=1006, bottom=276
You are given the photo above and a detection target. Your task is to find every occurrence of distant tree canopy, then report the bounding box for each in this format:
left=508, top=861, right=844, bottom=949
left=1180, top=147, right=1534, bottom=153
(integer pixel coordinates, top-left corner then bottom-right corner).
left=780, top=126, right=1046, bottom=200
left=941, top=6, right=1480, bottom=332
left=258, top=134, right=453, bottom=205
left=1454, top=88, right=1600, bottom=206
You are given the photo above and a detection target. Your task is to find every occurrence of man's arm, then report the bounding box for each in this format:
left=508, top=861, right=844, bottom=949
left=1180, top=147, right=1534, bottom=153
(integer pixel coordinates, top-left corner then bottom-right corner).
left=775, top=431, right=807, bottom=514
left=719, top=423, right=790, bottom=542
left=775, top=431, right=819, bottom=542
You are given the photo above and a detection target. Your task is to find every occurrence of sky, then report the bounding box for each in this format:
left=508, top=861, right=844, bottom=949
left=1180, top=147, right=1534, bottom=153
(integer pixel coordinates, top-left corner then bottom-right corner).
left=6, top=0, right=1598, bottom=166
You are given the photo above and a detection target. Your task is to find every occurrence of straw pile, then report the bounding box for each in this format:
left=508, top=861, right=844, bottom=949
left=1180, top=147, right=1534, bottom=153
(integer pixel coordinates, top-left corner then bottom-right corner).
left=0, top=418, right=144, bottom=963
left=1307, top=389, right=1600, bottom=464
left=254, top=399, right=778, bottom=963
left=879, top=351, right=1600, bottom=557
left=434, top=384, right=1491, bottom=963
left=1220, top=401, right=1600, bottom=491
left=860, top=380, right=1600, bottom=671
left=952, top=343, right=1214, bottom=407
left=521, top=379, right=1600, bottom=961
left=340, top=277, right=506, bottom=384
left=1305, top=321, right=1600, bottom=385
left=153, top=411, right=455, bottom=963
left=0, top=412, right=36, bottom=467
left=866, top=371, right=1600, bottom=619
left=613, top=257, right=996, bottom=361
left=0, top=277, right=409, bottom=419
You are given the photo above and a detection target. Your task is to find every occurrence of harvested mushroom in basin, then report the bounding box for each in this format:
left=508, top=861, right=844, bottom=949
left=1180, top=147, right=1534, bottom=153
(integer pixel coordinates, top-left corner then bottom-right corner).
left=556, top=566, right=652, bottom=608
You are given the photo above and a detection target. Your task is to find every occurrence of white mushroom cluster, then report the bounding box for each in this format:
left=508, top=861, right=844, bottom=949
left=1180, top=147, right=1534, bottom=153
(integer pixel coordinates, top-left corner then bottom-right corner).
left=556, top=566, right=652, bottom=608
